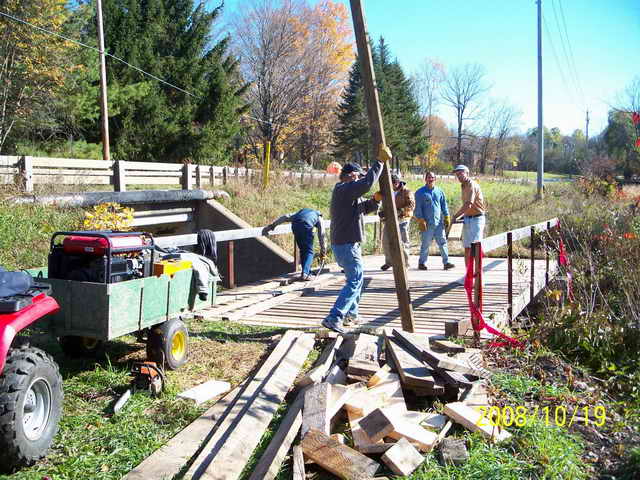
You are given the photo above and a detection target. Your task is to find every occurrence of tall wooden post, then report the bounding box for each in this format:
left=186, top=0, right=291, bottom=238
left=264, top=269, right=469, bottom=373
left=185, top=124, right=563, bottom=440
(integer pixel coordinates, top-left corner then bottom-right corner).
left=96, top=0, right=110, bottom=162
left=350, top=0, right=414, bottom=331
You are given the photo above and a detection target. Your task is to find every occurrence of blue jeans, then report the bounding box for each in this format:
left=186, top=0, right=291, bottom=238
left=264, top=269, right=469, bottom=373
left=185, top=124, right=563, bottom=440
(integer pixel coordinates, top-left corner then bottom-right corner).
left=328, top=243, right=363, bottom=319
left=292, top=223, right=314, bottom=276
left=419, top=223, right=449, bottom=265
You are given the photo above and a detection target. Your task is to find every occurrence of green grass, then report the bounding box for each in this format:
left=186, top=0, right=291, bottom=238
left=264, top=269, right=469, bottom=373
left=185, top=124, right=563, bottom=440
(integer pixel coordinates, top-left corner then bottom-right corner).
left=0, top=320, right=275, bottom=480
left=501, top=171, right=573, bottom=180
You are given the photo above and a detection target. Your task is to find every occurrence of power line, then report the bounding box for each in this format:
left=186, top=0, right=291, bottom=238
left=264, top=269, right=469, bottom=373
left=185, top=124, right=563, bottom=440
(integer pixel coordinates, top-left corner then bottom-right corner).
left=0, top=10, right=284, bottom=128
left=542, top=13, right=581, bottom=110
left=0, top=10, right=196, bottom=97
left=550, top=0, right=585, bottom=109
left=557, top=0, right=586, bottom=105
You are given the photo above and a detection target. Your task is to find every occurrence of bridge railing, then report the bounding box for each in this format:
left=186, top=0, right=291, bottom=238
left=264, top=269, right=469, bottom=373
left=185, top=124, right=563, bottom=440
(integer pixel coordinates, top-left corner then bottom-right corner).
left=155, top=215, right=381, bottom=289
left=470, top=217, right=560, bottom=330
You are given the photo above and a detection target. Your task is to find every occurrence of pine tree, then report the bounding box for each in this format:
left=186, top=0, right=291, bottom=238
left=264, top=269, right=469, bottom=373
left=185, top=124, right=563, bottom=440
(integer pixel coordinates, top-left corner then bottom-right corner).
left=332, top=37, right=426, bottom=166
left=83, top=0, right=248, bottom=163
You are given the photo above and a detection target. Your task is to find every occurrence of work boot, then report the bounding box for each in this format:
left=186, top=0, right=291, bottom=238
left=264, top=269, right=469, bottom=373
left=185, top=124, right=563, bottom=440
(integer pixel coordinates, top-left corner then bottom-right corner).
left=343, top=313, right=361, bottom=326
left=322, top=316, right=347, bottom=334
left=380, top=264, right=391, bottom=271
left=299, top=273, right=311, bottom=281
left=444, top=263, right=455, bottom=270
left=418, top=263, right=427, bottom=270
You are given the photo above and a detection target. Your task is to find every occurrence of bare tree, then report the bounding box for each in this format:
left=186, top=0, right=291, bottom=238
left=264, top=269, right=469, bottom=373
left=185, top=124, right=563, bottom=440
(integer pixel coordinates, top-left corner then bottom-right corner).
left=231, top=0, right=313, bottom=159
left=411, top=58, right=445, bottom=141
left=441, top=63, right=489, bottom=164
left=231, top=0, right=352, bottom=166
left=492, top=102, right=521, bottom=174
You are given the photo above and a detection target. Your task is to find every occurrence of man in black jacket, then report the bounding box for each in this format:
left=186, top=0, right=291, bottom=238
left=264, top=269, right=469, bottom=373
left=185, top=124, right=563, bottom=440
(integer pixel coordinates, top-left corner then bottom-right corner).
left=322, top=144, right=391, bottom=333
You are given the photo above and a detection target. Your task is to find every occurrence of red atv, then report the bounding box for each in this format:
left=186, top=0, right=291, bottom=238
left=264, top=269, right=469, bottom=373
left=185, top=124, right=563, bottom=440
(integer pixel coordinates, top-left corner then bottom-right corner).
left=0, top=286, right=63, bottom=472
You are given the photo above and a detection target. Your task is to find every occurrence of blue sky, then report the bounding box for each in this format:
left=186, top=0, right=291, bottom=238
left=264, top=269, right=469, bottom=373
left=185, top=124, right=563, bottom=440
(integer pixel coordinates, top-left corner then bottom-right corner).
left=219, top=0, right=640, bottom=136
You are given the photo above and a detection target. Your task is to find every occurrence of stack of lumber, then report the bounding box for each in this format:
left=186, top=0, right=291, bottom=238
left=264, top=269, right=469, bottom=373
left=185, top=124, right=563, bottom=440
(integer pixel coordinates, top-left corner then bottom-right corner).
left=124, top=329, right=509, bottom=480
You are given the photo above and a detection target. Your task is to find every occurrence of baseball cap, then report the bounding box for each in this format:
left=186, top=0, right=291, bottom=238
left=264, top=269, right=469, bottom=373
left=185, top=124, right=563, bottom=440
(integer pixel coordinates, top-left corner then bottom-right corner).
left=452, top=164, right=469, bottom=173
left=341, top=162, right=365, bottom=176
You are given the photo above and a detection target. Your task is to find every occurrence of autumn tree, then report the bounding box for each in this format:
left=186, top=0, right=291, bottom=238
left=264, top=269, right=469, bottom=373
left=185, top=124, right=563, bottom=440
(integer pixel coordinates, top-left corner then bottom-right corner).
left=441, top=63, right=489, bottom=164
left=231, top=0, right=352, bottom=167
left=0, top=0, right=74, bottom=153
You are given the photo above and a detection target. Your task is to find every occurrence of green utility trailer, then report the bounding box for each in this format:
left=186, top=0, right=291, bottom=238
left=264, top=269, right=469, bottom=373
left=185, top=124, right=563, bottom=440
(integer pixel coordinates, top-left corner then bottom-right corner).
left=28, top=266, right=218, bottom=369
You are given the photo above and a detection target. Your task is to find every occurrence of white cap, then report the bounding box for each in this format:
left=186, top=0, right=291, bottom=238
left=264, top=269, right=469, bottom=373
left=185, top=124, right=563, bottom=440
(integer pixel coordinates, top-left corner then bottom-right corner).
left=452, top=164, right=469, bottom=173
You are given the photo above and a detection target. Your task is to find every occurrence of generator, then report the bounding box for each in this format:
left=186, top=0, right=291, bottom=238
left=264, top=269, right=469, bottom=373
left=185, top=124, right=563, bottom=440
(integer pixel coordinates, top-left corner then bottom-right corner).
left=48, top=231, right=154, bottom=283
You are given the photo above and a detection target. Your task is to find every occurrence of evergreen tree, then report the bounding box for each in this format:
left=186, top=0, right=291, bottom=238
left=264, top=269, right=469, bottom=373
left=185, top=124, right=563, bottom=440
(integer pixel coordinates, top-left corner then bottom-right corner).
left=333, top=37, right=426, bottom=166
left=78, top=0, right=247, bottom=163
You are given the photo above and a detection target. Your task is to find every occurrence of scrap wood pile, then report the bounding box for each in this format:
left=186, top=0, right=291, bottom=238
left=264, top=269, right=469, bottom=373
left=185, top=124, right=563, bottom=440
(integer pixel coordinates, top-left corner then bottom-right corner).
left=124, top=329, right=511, bottom=480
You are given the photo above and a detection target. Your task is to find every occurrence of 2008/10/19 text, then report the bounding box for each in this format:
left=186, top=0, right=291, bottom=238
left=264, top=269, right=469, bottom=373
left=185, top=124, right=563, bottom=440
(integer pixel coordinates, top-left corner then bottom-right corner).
left=475, top=405, right=606, bottom=428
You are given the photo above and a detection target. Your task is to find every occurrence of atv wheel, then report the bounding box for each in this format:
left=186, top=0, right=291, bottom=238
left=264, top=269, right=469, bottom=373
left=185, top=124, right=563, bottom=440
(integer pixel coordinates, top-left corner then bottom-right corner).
left=146, top=318, right=189, bottom=370
left=59, top=336, right=104, bottom=358
left=0, top=345, right=63, bottom=472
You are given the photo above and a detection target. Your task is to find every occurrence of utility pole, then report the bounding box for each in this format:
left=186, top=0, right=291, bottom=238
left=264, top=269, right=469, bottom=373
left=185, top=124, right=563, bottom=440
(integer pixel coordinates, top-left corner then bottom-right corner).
left=585, top=109, right=590, bottom=145
left=536, top=0, right=544, bottom=200
left=349, top=0, right=415, bottom=332
left=96, top=0, right=110, bottom=161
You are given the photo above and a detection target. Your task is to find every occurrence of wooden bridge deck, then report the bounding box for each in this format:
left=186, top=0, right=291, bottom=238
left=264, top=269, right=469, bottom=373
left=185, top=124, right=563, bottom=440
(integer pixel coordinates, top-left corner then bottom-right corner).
left=228, top=254, right=555, bottom=336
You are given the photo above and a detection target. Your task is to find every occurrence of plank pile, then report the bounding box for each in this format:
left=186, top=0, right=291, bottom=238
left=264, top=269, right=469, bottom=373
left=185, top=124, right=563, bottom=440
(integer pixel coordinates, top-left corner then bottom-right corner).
left=124, top=329, right=510, bottom=480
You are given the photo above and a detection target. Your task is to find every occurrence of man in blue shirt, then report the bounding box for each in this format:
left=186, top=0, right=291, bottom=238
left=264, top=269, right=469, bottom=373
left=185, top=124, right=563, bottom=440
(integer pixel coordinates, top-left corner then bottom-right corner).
left=414, top=171, right=455, bottom=271
left=263, top=208, right=326, bottom=282
left=321, top=144, right=390, bottom=333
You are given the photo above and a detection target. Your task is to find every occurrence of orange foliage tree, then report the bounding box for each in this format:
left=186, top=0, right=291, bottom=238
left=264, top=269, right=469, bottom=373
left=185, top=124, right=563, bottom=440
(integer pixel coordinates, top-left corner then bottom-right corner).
left=232, top=0, right=353, bottom=168
left=0, top=0, right=74, bottom=152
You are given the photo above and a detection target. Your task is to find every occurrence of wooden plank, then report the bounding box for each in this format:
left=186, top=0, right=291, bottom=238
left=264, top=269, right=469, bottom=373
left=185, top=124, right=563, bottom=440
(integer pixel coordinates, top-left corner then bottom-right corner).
left=33, top=175, right=111, bottom=185
left=186, top=331, right=310, bottom=479
left=124, top=160, right=186, bottom=171
left=444, top=402, right=511, bottom=443
left=302, top=382, right=332, bottom=436
left=430, top=338, right=465, bottom=353
left=347, top=333, right=382, bottom=376
left=297, top=336, right=344, bottom=387
left=367, top=364, right=392, bottom=387
left=123, top=382, right=246, bottom=480
left=177, top=380, right=231, bottom=405
left=391, top=329, right=475, bottom=386
left=384, top=334, right=443, bottom=391
left=132, top=213, right=192, bottom=226
left=381, top=437, right=425, bottom=476
left=247, top=389, right=307, bottom=480
left=30, top=157, right=113, bottom=168
left=359, top=408, right=395, bottom=442
left=126, top=176, right=183, bottom=185
left=292, top=445, right=305, bottom=480
left=300, top=429, right=380, bottom=479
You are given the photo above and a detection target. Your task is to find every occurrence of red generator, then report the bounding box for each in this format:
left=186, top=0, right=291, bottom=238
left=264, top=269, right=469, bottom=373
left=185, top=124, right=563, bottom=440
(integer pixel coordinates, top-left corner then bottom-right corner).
left=48, top=231, right=154, bottom=283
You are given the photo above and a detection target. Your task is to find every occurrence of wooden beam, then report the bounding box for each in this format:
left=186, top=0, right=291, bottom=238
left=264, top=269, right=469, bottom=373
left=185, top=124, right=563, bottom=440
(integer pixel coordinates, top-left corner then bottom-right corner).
left=349, top=0, right=415, bottom=332
left=123, top=382, right=247, bottom=480
left=186, top=331, right=313, bottom=480
left=297, top=336, right=344, bottom=387
left=302, top=382, right=332, bottom=436
left=444, top=402, right=512, bottom=443
left=300, top=429, right=380, bottom=479
left=384, top=334, right=444, bottom=393
left=347, top=333, right=382, bottom=377
left=292, top=445, right=305, bottom=480
left=381, top=437, right=425, bottom=476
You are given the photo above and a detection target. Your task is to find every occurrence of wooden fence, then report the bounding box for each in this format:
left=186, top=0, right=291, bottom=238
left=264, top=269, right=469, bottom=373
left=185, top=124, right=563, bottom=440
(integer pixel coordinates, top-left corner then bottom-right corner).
left=0, top=155, right=339, bottom=192
left=1, top=155, right=545, bottom=193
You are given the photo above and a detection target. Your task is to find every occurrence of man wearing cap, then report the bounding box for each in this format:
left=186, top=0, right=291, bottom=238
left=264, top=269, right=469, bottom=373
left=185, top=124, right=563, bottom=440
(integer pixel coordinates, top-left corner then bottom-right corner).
left=322, top=144, right=391, bottom=333
left=414, top=171, right=455, bottom=271
left=374, top=174, right=414, bottom=270
left=451, top=164, right=486, bottom=266
left=262, top=208, right=326, bottom=282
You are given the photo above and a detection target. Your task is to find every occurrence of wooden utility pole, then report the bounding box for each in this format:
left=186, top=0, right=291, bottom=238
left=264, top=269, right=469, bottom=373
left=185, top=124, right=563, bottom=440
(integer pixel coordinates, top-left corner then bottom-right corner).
left=349, top=0, right=415, bottom=332
left=96, top=0, right=110, bottom=161
left=536, top=0, right=544, bottom=200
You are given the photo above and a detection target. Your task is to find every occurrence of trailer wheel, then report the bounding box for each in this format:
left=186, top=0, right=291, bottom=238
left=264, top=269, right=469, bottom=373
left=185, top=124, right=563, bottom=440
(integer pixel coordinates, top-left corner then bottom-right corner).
left=59, top=336, right=104, bottom=358
left=0, top=345, right=63, bottom=472
left=146, top=318, right=188, bottom=370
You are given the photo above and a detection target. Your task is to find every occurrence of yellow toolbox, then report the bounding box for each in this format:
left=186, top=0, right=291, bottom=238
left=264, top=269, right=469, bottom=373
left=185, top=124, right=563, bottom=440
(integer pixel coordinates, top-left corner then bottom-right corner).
left=153, top=259, right=192, bottom=277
